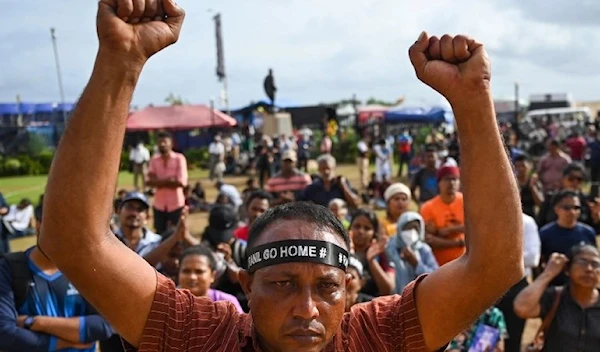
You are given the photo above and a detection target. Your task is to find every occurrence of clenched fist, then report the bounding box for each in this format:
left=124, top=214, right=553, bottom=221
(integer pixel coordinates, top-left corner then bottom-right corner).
left=97, top=0, right=185, bottom=64
left=409, top=32, right=491, bottom=104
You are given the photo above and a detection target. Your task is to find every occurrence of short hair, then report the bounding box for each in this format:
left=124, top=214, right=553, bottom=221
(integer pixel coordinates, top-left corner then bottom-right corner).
left=552, top=190, right=579, bottom=207
left=514, top=154, right=530, bottom=163
left=247, top=190, right=272, bottom=208
left=349, top=209, right=380, bottom=239
left=157, top=131, right=172, bottom=140
left=549, top=139, right=560, bottom=147
left=316, top=154, right=336, bottom=168
left=179, top=245, right=217, bottom=272
left=566, top=243, right=600, bottom=269
left=247, top=202, right=350, bottom=251
left=563, top=163, right=586, bottom=177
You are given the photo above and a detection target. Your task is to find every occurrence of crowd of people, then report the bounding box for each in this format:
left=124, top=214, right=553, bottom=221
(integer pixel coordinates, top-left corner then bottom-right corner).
left=0, top=2, right=599, bottom=351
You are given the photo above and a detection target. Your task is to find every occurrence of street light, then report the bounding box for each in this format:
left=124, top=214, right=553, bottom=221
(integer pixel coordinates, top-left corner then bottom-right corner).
left=50, top=28, right=67, bottom=123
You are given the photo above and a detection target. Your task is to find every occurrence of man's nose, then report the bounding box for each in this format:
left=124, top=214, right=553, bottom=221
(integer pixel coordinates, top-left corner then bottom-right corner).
left=291, top=288, right=320, bottom=321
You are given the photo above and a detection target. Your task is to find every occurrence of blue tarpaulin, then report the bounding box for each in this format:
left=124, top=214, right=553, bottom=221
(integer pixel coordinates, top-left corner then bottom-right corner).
left=384, top=106, right=454, bottom=124
left=0, top=102, right=75, bottom=115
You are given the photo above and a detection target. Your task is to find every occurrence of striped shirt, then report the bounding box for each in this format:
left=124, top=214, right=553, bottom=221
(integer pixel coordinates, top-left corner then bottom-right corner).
left=265, top=170, right=312, bottom=193
left=123, top=272, right=429, bottom=351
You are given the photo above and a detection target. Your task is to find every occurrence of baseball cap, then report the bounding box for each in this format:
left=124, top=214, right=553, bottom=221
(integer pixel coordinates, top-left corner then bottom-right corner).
left=282, top=150, right=297, bottom=162
left=204, top=205, right=238, bottom=246
left=121, top=192, right=150, bottom=209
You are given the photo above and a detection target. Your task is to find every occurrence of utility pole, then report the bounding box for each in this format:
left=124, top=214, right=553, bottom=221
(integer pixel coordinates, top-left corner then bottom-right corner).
left=50, top=28, right=67, bottom=122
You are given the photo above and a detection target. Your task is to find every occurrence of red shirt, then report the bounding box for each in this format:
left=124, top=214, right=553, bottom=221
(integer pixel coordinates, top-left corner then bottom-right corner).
left=123, top=272, right=429, bottom=351
left=565, top=137, right=587, bottom=161
left=233, top=225, right=249, bottom=242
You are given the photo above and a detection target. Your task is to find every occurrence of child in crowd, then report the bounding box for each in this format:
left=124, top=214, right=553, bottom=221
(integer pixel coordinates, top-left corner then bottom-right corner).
left=328, top=198, right=350, bottom=229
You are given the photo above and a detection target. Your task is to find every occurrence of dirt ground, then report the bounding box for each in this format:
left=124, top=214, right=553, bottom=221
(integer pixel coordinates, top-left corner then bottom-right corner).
left=9, top=161, right=540, bottom=350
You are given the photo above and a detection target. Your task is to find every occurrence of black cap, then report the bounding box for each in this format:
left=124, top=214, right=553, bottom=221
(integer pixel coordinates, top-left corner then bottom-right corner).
left=121, top=192, right=150, bottom=209
left=204, top=205, right=237, bottom=247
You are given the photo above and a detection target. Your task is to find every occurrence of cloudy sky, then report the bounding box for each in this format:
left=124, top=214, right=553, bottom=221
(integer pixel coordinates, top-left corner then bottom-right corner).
left=1, top=0, right=599, bottom=110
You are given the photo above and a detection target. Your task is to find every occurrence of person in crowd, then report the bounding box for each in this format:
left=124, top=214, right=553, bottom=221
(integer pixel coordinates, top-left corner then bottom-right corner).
left=178, top=245, right=244, bottom=313
left=300, top=154, right=360, bottom=208
left=514, top=245, right=600, bottom=351
left=185, top=182, right=208, bottom=213
left=495, top=213, right=541, bottom=352
left=146, top=131, right=188, bottom=235
left=255, top=142, right=273, bottom=189
left=296, top=133, right=310, bottom=172
left=514, top=154, right=544, bottom=218
left=215, top=181, right=243, bottom=212
left=202, top=205, right=247, bottom=311
left=588, top=130, right=600, bottom=189
left=234, top=191, right=271, bottom=242
left=379, top=182, right=412, bottom=238
left=397, top=130, right=413, bottom=178
left=39, top=8, right=525, bottom=350
left=410, top=145, right=439, bottom=205
left=537, top=162, right=600, bottom=232
left=320, top=134, right=332, bottom=154
left=0, top=192, right=9, bottom=254
left=356, top=133, right=370, bottom=193
left=539, top=190, right=597, bottom=286
left=129, top=140, right=150, bottom=191
left=348, top=209, right=396, bottom=296
left=114, top=192, right=163, bottom=256
left=328, top=198, right=350, bottom=229
left=344, top=255, right=374, bottom=312
left=565, top=131, right=587, bottom=162
left=241, top=177, right=259, bottom=204
left=374, top=138, right=392, bottom=182
left=0, top=204, right=113, bottom=352
left=420, top=164, right=466, bottom=266
left=386, top=212, right=438, bottom=294
left=537, top=139, right=572, bottom=192
left=1, top=198, right=35, bottom=239
left=208, top=134, right=225, bottom=182
left=265, top=150, right=312, bottom=206
left=446, top=307, right=507, bottom=352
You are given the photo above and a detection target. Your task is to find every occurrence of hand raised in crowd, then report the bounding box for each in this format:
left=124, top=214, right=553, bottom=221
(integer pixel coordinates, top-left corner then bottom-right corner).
left=366, top=238, right=387, bottom=262
left=408, top=32, right=491, bottom=104
left=217, top=242, right=233, bottom=263
left=173, top=206, right=188, bottom=241
left=400, top=247, right=418, bottom=267
left=543, top=252, right=569, bottom=278
left=97, top=0, right=185, bottom=65
left=529, top=173, right=540, bottom=189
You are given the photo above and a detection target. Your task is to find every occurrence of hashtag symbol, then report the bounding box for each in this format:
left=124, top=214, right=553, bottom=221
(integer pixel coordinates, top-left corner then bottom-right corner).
left=319, top=248, right=327, bottom=258
left=338, top=253, right=343, bottom=263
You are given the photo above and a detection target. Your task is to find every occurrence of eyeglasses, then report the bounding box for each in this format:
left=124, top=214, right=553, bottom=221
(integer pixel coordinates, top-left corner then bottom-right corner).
left=560, top=205, right=582, bottom=211
left=572, top=258, right=600, bottom=270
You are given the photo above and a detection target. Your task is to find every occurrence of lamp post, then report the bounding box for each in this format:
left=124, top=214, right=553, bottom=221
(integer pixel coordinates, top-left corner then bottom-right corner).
left=50, top=28, right=67, bottom=123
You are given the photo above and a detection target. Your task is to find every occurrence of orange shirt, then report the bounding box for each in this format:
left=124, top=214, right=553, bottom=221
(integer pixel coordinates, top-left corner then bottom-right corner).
left=420, top=193, right=466, bottom=265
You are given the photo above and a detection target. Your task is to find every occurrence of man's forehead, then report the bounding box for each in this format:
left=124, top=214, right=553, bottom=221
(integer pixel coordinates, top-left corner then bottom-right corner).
left=254, top=220, right=347, bottom=250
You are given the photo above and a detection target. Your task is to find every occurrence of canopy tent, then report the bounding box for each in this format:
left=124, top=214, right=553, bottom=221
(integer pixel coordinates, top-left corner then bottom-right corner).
left=357, top=105, right=390, bottom=124
left=126, top=105, right=237, bottom=131
left=384, top=106, right=454, bottom=124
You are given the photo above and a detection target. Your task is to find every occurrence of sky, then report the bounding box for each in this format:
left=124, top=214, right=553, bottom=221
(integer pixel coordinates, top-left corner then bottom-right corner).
left=1, top=0, right=599, bottom=111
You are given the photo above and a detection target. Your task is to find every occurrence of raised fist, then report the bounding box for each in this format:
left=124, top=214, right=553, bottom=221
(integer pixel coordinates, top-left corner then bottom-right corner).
left=409, top=32, right=491, bottom=103
left=97, top=0, right=185, bottom=64
left=544, top=252, right=569, bottom=278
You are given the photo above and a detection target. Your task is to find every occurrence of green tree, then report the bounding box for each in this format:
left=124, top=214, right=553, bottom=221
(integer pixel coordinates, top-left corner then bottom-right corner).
left=165, top=92, right=185, bottom=106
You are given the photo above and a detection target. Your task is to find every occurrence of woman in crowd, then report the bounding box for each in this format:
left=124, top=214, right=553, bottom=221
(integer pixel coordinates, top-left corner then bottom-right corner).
left=386, top=211, right=438, bottom=293
left=328, top=198, right=350, bottom=229
left=348, top=209, right=395, bottom=296
left=178, top=245, right=244, bottom=313
left=344, top=255, right=374, bottom=312
left=379, top=182, right=412, bottom=238
left=514, top=244, right=600, bottom=350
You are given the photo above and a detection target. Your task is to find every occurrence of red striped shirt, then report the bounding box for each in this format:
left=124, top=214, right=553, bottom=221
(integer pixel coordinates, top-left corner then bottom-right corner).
left=265, top=172, right=312, bottom=193
left=123, top=272, right=429, bottom=351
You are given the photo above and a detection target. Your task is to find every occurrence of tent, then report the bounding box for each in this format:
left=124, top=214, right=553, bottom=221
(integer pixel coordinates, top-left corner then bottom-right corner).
left=384, top=106, right=454, bottom=124
left=126, top=105, right=237, bottom=131
left=357, top=105, right=390, bottom=124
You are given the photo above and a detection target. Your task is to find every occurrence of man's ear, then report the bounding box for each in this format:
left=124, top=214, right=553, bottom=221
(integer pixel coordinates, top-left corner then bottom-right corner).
left=239, top=270, right=253, bottom=297
left=345, top=273, right=352, bottom=289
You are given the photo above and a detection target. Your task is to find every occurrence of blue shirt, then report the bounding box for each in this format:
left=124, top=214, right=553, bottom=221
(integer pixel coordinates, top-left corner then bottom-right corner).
left=0, top=248, right=113, bottom=352
left=540, top=222, right=597, bottom=285
left=589, top=140, right=600, bottom=165
left=300, top=178, right=352, bottom=207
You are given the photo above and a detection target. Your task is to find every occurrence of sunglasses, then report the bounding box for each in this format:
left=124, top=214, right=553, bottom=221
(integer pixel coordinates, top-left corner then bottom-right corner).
left=560, top=205, right=582, bottom=211
left=567, top=175, right=584, bottom=182
left=572, top=258, right=600, bottom=270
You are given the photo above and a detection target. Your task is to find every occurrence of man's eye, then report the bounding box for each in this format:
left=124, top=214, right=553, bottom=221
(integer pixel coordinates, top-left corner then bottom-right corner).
left=274, top=281, right=292, bottom=287
left=319, top=282, right=339, bottom=290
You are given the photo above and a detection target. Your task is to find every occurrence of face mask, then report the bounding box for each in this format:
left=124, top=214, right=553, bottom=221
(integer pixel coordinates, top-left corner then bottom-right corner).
left=400, top=229, right=419, bottom=247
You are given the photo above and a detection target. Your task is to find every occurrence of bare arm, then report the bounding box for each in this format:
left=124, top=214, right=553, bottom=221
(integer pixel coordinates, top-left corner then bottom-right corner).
left=38, top=0, right=185, bottom=348
left=30, top=317, right=80, bottom=344
left=367, top=259, right=395, bottom=296
left=425, top=234, right=464, bottom=249
left=339, top=178, right=360, bottom=208
left=409, top=33, right=524, bottom=350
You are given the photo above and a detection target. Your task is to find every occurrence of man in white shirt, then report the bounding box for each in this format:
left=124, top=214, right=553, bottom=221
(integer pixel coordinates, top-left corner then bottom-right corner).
left=208, top=135, right=225, bottom=182
left=1, top=198, right=34, bottom=239
left=496, top=212, right=541, bottom=351
left=129, top=141, right=151, bottom=192
left=356, top=134, right=370, bottom=192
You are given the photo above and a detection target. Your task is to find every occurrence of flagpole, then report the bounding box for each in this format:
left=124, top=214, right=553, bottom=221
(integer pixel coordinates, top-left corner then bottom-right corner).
left=50, top=28, right=67, bottom=123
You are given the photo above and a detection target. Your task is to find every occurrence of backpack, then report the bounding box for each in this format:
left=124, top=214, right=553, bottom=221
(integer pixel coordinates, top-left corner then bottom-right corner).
left=2, top=252, right=33, bottom=310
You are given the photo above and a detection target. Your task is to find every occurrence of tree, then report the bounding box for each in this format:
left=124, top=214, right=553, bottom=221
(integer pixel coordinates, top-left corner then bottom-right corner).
left=165, top=92, right=185, bottom=106
left=365, top=97, right=397, bottom=106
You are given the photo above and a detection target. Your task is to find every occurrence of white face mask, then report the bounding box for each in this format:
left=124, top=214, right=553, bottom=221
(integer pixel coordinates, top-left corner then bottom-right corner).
left=400, top=229, right=420, bottom=247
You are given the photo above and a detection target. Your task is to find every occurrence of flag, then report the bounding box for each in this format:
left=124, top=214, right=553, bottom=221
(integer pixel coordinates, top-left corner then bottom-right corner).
left=214, top=14, right=226, bottom=82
